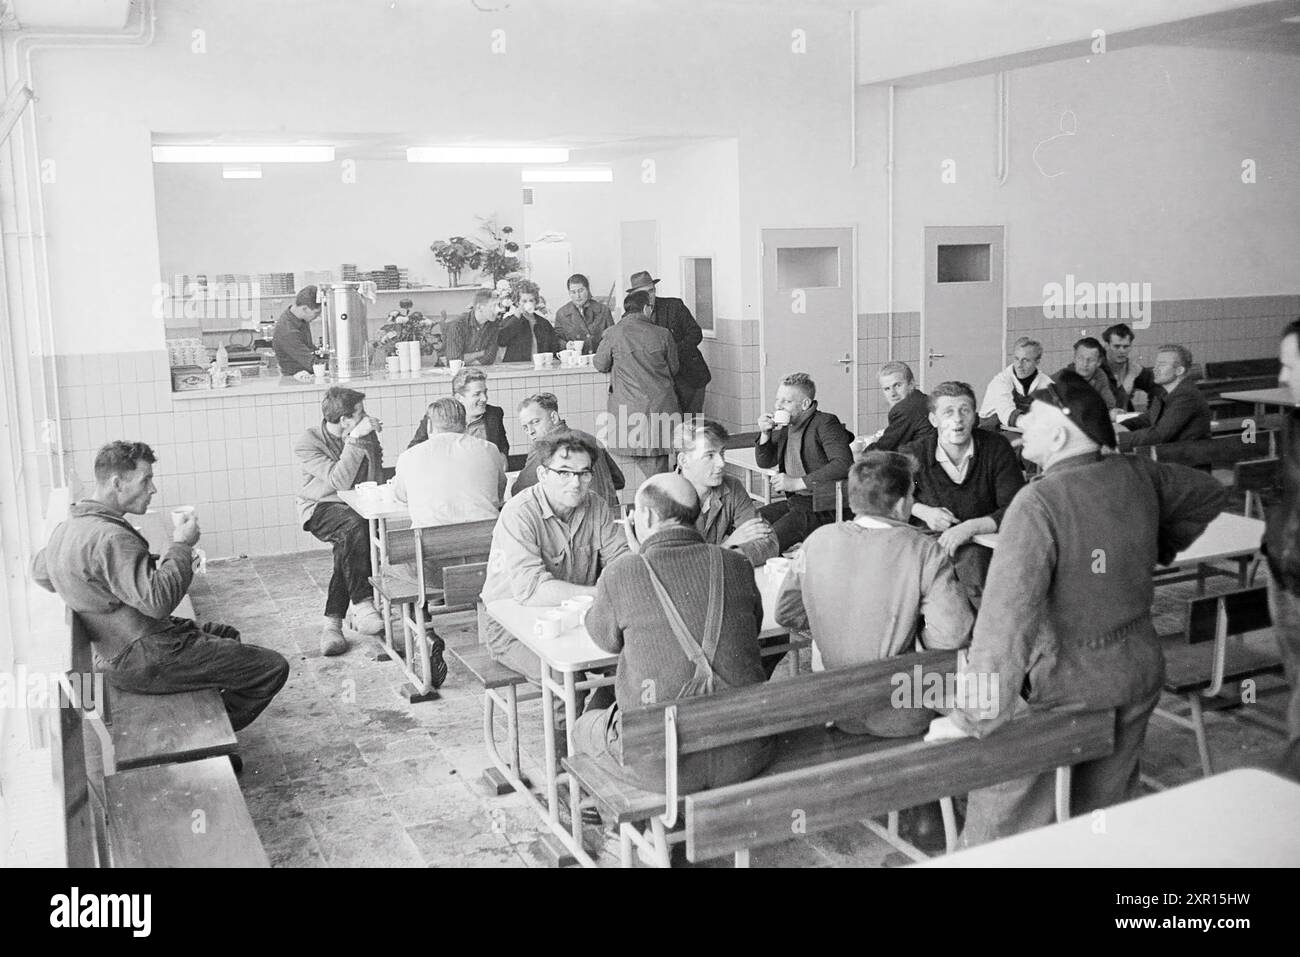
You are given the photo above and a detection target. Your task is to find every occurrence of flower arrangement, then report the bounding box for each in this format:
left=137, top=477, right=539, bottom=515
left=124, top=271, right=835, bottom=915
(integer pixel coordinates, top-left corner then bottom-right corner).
left=429, top=236, right=483, bottom=287
left=478, top=215, right=522, bottom=284
left=374, top=306, right=443, bottom=358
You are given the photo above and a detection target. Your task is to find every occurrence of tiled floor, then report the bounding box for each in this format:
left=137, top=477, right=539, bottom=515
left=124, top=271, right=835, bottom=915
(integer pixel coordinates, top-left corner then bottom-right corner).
left=188, top=551, right=1294, bottom=868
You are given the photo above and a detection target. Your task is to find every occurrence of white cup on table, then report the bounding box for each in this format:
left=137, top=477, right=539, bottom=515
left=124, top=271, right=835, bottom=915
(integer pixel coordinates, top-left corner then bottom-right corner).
left=448, top=359, right=464, bottom=374
left=385, top=356, right=401, bottom=375
left=561, top=595, right=594, bottom=626
left=313, top=362, right=327, bottom=381
left=533, top=609, right=566, bottom=639
left=532, top=353, right=550, bottom=370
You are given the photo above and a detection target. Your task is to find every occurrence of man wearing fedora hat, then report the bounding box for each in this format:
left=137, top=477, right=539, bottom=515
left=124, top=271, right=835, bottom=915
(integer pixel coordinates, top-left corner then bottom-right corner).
left=943, top=371, right=1226, bottom=845
left=627, top=269, right=711, bottom=414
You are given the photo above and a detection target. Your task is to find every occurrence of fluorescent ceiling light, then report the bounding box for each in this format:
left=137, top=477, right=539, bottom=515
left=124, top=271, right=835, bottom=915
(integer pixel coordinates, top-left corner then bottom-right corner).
left=152, top=145, right=335, bottom=163
left=521, top=168, right=613, bottom=183
left=407, top=146, right=569, bottom=163
left=222, top=164, right=262, bottom=179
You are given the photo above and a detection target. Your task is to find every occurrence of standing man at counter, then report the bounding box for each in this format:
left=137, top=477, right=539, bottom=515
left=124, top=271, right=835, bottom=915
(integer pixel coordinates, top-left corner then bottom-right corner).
left=595, top=291, right=680, bottom=490
left=444, top=289, right=505, bottom=366
left=552, top=274, right=615, bottom=355
left=272, top=285, right=323, bottom=382
left=627, top=270, right=711, bottom=414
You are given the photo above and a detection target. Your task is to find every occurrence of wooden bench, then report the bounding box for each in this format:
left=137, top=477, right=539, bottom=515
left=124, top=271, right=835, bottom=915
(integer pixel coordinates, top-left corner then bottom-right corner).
left=370, top=517, right=496, bottom=701
left=71, top=611, right=237, bottom=775
left=60, top=642, right=267, bottom=868
left=1155, top=585, right=1286, bottom=777
left=563, top=649, right=1115, bottom=866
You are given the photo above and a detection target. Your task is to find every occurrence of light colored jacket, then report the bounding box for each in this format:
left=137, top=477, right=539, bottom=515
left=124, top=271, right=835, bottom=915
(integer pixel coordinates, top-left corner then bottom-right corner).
left=979, top=365, right=1054, bottom=427
left=293, top=424, right=384, bottom=527
left=394, top=431, right=505, bottom=528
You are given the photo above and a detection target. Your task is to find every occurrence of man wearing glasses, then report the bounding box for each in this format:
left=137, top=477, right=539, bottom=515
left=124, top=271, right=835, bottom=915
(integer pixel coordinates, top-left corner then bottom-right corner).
left=480, top=431, right=628, bottom=707
left=942, top=372, right=1225, bottom=844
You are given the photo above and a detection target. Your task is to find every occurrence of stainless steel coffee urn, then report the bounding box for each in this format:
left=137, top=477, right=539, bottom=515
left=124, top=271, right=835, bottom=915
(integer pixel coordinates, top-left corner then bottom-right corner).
left=317, top=282, right=371, bottom=381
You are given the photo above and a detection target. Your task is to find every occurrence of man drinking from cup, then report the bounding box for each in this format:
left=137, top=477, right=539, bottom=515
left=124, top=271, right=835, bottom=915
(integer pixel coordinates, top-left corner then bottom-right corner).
left=295, top=387, right=389, bottom=655
left=500, top=282, right=561, bottom=363
left=33, top=441, right=289, bottom=760
left=755, top=372, right=854, bottom=552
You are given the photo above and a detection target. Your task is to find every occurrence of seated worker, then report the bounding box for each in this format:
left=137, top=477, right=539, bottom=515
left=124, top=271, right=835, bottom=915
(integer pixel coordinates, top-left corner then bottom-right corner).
left=1101, top=322, right=1157, bottom=412
left=854, top=361, right=935, bottom=454
left=552, top=273, right=615, bottom=355
left=1115, top=344, right=1212, bottom=450
left=271, top=285, right=323, bottom=382
left=902, top=381, right=1026, bottom=608
left=479, top=431, right=628, bottom=708
left=755, top=372, right=854, bottom=552
left=674, top=417, right=779, bottom=567
left=574, top=473, right=774, bottom=794
left=979, top=337, right=1054, bottom=429
left=395, top=397, right=505, bottom=527
left=443, top=288, right=505, bottom=366
left=408, top=368, right=510, bottom=459
left=393, top=397, right=504, bottom=687
left=499, top=282, right=562, bottom=362
left=1054, top=337, right=1117, bottom=409
left=295, top=386, right=388, bottom=655
left=511, top=392, right=624, bottom=506
left=776, top=455, right=971, bottom=727
left=946, top=372, right=1225, bottom=846
left=32, top=441, right=289, bottom=755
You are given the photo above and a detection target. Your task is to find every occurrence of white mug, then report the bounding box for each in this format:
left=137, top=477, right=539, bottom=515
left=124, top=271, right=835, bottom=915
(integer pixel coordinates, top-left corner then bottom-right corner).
left=533, top=610, right=565, bottom=639
left=772, top=409, right=791, bottom=427
left=313, top=363, right=327, bottom=380
left=385, top=356, right=401, bottom=375
left=170, top=505, right=196, bottom=528
left=448, top=359, right=465, bottom=374
left=533, top=353, right=550, bottom=370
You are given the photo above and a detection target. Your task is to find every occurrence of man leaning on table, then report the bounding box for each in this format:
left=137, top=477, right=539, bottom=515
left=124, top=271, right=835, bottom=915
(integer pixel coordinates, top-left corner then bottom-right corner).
left=294, top=386, right=389, bottom=656
left=978, top=337, right=1053, bottom=430
left=574, top=472, right=773, bottom=795
left=938, top=372, right=1225, bottom=846
left=674, top=417, right=778, bottom=567
left=1114, top=344, right=1212, bottom=450
left=480, top=430, right=628, bottom=721
left=1262, top=317, right=1300, bottom=783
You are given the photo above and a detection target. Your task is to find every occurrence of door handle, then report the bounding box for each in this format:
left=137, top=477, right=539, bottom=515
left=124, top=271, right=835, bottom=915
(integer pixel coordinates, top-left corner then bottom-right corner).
left=927, top=350, right=945, bottom=366
left=837, top=354, right=853, bottom=365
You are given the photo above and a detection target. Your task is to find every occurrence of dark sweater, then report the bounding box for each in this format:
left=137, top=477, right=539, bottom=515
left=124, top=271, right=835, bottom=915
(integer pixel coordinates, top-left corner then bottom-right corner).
left=585, top=526, right=773, bottom=788
left=875, top=389, right=935, bottom=451
left=902, top=428, right=1025, bottom=528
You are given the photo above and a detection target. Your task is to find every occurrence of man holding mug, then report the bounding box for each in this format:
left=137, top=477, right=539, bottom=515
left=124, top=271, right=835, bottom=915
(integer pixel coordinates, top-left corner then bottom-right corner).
left=755, top=372, right=854, bottom=552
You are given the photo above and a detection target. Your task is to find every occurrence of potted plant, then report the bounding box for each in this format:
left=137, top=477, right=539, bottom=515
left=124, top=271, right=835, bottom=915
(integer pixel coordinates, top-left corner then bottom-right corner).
left=429, top=236, right=483, bottom=287
left=477, top=215, right=523, bottom=284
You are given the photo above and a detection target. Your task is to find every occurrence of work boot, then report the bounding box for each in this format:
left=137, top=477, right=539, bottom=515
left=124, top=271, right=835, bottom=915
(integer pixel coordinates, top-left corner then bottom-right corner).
left=346, top=600, right=385, bottom=636
left=321, top=616, right=348, bottom=656
left=426, top=632, right=449, bottom=690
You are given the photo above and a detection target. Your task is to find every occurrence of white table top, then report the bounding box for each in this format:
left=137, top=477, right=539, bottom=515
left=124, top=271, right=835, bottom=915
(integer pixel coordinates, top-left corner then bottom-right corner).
left=1220, top=386, right=1295, bottom=406
left=726, top=446, right=773, bottom=474
left=974, top=512, right=1263, bottom=567
left=487, top=561, right=792, bottom=673
left=922, top=769, right=1300, bottom=867
left=340, top=475, right=519, bottom=522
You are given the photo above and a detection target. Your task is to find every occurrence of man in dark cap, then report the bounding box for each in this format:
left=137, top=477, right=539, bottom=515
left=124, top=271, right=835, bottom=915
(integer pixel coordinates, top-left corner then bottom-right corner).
left=272, top=285, right=323, bottom=382
left=945, top=371, right=1226, bottom=844
left=627, top=270, right=711, bottom=414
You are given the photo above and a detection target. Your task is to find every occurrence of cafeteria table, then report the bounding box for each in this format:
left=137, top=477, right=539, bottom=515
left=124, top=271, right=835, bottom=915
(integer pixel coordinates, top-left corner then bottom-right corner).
left=485, top=560, right=792, bottom=867
left=974, top=512, right=1264, bottom=588
left=1220, top=386, right=1296, bottom=420
left=921, top=768, right=1300, bottom=867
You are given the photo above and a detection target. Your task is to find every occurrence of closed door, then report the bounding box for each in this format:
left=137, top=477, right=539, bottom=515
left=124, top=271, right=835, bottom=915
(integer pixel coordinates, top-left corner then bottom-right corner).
left=760, top=227, right=856, bottom=429
left=922, top=226, right=1005, bottom=391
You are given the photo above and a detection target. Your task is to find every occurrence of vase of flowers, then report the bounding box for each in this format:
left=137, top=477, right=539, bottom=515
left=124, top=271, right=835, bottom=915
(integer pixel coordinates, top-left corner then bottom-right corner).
left=430, top=236, right=483, bottom=287
left=478, top=215, right=522, bottom=284
left=375, top=307, right=434, bottom=374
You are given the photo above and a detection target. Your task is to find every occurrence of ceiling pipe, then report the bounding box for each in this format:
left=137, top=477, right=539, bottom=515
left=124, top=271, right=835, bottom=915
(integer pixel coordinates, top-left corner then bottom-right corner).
left=995, top=71, right=1010, bottom=186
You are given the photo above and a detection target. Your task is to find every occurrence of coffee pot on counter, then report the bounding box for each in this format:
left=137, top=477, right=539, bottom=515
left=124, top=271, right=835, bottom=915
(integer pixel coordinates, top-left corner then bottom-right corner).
left=317, top=282, right=377, bottom=381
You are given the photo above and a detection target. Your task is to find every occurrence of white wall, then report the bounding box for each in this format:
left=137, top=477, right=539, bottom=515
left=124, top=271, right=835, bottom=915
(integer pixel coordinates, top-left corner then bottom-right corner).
left=861, top=43, right=1300, bottom=313
left=611, top=139, right=743, bottom=321
left=519, top=181, right=619, bottom=302
left=154, top=161, right=522, bottom=284
left=32, top=0, right=861, bottom=356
